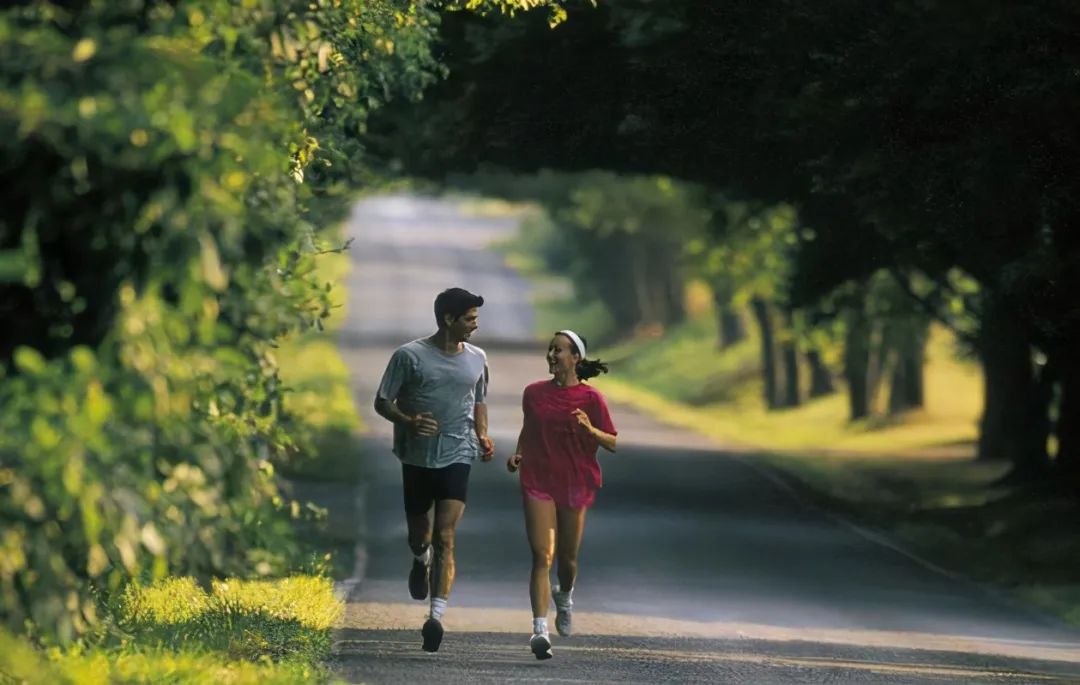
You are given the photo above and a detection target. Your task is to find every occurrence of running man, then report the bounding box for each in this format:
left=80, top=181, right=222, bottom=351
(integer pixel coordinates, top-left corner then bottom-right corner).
left=374, top=287, right=495, bottom=652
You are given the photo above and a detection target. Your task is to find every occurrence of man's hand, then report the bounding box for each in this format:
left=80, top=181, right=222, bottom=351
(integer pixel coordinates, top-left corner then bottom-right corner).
left=506, top=453, right=523, bottom=473
left=409, top=411, right=439, bottom=437
left=478, top=434, right=495, bottom=462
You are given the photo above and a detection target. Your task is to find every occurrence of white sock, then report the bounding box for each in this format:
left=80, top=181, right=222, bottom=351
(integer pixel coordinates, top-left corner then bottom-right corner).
left=430, top=596, right=447, bottom=621
left=414, top=545, right=431, bottom=565
left=554, top=585, right=573, bottom=611
left=533, top=616, right=548, bottom=635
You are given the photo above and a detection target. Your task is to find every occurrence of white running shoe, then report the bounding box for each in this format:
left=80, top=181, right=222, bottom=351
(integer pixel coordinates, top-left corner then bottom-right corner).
left=530, top=630, right=553, bottom=660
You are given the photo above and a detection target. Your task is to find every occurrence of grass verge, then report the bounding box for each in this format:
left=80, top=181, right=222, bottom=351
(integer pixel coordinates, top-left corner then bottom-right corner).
left=1, top=575, right=342, bottom=685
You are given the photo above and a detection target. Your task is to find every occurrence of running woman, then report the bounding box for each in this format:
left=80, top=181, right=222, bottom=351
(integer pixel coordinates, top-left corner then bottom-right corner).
left=507, top=330, right=617, bottom=660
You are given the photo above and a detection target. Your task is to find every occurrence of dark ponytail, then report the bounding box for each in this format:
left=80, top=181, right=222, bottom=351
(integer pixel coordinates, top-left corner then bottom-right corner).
left=576, top=358, right=609, bottom=381
left=556, top=331, right=610, bottom=381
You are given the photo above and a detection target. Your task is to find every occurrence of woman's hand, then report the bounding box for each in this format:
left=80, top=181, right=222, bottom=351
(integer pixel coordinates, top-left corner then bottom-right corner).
left=507, top=453, right=523, bottom=473
left=574, top=408, right=617, bottom=452
left=572, top=408, right=594, bottom=433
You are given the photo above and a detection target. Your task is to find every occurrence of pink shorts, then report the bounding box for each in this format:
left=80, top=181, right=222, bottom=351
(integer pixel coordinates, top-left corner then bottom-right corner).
left=521, top=480, right=596, bottom=509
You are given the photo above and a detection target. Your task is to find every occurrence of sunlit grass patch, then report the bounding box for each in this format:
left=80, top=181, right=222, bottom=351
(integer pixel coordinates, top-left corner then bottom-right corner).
left=591, top=317, right=980, bottom=455
left=118, top=575, right=342, bottom=663
left=1, top=575, right=341, bottom=685
left=50, top=648, right=327, bottom=685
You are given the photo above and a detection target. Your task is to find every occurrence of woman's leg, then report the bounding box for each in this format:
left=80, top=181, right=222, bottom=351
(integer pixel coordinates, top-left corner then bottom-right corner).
left=555, top=505, right=587, bottom=593
left=523, top=494, right=557, bottom=618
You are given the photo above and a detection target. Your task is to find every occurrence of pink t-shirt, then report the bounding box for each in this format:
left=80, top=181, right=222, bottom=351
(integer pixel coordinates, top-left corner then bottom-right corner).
left=519, top=380, right=617, bottom=498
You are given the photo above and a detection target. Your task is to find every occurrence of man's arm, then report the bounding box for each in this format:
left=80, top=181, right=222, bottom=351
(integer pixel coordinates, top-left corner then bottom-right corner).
left=474, top=402, right=494, bottom=461
left=374, top=397, right=438, bottom=436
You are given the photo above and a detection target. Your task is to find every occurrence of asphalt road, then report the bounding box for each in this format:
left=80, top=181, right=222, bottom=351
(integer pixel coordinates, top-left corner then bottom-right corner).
left=329, top=195, right=1080, bottom=684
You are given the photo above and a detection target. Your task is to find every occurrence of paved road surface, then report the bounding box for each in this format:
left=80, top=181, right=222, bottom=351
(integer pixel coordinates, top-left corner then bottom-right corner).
left=329, top=195, right=1080, bottom=684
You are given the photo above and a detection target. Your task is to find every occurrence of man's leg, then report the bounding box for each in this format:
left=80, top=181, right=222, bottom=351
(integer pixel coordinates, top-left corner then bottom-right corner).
left=407, top=512, right=432, bottom=557
left=430, top=497, right=466, bottom=600
left=402, top=465, right=434, bottom=601
left=420, top=462, right=471, bottom=652
left=421, top=497, right=464, bottom=653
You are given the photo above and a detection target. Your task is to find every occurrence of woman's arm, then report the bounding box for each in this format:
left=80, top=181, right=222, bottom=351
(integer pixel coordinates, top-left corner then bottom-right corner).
left=572, top=408, right=617, bottom=453
left=590, top=426, right=617, bottom=453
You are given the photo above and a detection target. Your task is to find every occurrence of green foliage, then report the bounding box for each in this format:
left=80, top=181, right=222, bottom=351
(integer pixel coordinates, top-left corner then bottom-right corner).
left=1, top=0, right=574, bottom=644
left=465, top=170, right=707, bottom=334
left=443, top=0, right=583, bottom=28
left=0, top=0, right=444, bottom=644
left=685, top=201, right=798, bottom=306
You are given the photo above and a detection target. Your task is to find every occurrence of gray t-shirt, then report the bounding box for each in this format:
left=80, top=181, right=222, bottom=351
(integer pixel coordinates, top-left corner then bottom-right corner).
left=375, top=338, right=489, bottom=468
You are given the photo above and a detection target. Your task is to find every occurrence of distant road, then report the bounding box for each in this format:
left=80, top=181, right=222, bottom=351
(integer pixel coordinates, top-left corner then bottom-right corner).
left=331, top=195, right=1080, bottom=684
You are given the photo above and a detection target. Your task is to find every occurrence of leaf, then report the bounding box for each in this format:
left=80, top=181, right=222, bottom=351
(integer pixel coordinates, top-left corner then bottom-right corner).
left=72, top=38, right=97, bottom=63
left=14, top=346, right=49, bottom=377
left=199, top=233, right=229, bottom=292
left=87, top=544, right=109, bottom=576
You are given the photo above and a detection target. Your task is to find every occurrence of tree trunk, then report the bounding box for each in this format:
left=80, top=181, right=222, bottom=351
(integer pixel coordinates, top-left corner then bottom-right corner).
left=888, top=322, right=927, bottom=413
left=630, top=244, right=654, bottom=327
left=751, top=296, right=779, bottom=409
left=975, top=296, right=1049, bottom=480
left=662, top=246, right=685, bottom=326
left=844, top=302, right=871, bottom=421
left=712, top=281, right=745, bottom=348
left=1053, top=357, right=1080, bottom=491
left=779, top=308, right=800, bottom=408
left=718, top=306, right=745, bottom=349
left=807, top=349, right=835, bottom=397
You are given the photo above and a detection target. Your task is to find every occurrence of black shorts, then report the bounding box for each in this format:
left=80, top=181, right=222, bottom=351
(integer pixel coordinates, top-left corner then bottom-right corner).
left=402, top=463, right=472, bottom=515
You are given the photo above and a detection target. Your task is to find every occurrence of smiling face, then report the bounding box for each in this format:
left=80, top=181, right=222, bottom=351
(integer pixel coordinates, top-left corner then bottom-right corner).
left=445, top=307, right=479, bottom=344
left=546, top=334, right=580, bottom=376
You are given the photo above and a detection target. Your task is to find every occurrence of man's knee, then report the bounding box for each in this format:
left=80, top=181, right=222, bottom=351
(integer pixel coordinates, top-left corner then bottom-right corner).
left=433, top=526, right=456, bottom=555
left=556, top=550, right=578, bottom=568
left=407, top=515, right=431, bottom=540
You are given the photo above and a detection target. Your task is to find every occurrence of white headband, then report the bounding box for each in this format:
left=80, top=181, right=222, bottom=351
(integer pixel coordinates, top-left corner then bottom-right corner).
left=557, top=330, right=586, bottom=359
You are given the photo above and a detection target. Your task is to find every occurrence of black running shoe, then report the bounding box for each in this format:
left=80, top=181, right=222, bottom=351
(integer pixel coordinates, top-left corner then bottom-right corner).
left=530, top=631, right=553, bottom=660
left=408, top=556, right=430, bottom=600
left=421, top=617, right=444, bottom=652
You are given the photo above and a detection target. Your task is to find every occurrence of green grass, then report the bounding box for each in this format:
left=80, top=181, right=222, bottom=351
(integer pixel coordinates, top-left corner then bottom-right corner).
left=0, top=575, right=342, bottom=685
left=590, top=314, right=981, bottom=455
left=498, top=249, right=618, bottom=344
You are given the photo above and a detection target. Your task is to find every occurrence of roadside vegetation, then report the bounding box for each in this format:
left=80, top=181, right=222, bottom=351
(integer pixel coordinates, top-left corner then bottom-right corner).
left=493, top=181, right=1080, bottom=627
left=1, top=576, right=341, bottom=685
left=0, top=1, right=570, bottom=681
